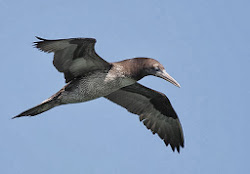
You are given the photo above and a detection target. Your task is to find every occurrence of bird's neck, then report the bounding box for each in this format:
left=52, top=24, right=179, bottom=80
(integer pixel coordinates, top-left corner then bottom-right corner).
left=112, top=59, right=147, bottom=81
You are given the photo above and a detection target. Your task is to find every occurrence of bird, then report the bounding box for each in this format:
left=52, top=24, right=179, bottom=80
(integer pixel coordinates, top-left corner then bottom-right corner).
left=13, top=37, right=184, bottom=152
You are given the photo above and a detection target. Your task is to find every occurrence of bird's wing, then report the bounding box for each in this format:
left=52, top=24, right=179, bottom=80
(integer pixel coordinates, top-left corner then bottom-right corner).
left=34, top=37, right=111, bottom=82
left=104, top=82, right=184, bottom=152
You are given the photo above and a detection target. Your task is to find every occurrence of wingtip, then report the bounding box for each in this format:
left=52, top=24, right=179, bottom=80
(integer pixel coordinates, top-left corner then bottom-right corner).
left=176, top=146, right=180, bottom=153
left=12, top=114, right=22, bottom=119
left=33, top=36, right=47, bottom=50
left=181, top=142, right=184, bottom=148
left=172, top=146, right=182, bottom=153
left=12, top=114, right=32, bottom=119
left=35, top=36, right=46, bottom=41
left=170, top=144, right=175, bottom=152
left=169, top=142, right=183, bottom=153
left=12, top=112, right=29, bottom=119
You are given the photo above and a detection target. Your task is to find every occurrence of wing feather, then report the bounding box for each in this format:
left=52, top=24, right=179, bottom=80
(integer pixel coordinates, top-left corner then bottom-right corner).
left=34, top=37, right=111, bottom=82
left=105, top=83, right=184, bottom=152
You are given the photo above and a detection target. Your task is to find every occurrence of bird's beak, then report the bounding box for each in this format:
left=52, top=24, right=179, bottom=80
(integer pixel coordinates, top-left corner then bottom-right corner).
left=156, top=70, right=181, bottom=88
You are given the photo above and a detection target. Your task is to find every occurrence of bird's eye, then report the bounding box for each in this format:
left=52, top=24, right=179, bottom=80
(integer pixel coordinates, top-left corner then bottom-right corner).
left=154, top=66, right=160, bottom=71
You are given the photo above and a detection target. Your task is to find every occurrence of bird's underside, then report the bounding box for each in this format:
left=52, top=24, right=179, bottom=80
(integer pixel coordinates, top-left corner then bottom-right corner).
left=13, top=36, right=184, bottom=152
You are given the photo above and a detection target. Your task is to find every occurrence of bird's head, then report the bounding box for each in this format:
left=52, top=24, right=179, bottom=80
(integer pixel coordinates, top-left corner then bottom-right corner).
left=129, top=58, right=181, bottom=88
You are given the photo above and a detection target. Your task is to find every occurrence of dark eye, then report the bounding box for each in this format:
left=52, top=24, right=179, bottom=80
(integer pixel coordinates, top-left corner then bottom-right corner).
left=154, top=66, right=160, bottom=71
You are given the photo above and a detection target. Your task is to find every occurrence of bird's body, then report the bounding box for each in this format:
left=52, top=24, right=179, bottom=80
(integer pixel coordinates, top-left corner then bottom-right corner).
left=14, top=37, right=184, bottom=152
left=59, top=69, right=135, bottom=104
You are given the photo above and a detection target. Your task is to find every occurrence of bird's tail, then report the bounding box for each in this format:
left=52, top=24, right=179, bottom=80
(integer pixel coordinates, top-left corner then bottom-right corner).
left=12, top=95, right=61, bottom=119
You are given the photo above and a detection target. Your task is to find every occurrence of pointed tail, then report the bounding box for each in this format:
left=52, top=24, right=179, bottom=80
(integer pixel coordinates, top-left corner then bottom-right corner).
left=12, top=99, right=60, bottom=119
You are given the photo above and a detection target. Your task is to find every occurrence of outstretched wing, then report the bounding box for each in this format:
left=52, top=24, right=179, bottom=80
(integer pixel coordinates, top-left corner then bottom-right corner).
left=34, top=37, right=111, bottom=82
left=105, top=83, right=184, bottom=152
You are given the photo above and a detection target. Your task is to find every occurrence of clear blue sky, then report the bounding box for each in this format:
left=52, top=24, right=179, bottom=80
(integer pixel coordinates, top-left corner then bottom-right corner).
left=1, top=0, right=249, bottom=173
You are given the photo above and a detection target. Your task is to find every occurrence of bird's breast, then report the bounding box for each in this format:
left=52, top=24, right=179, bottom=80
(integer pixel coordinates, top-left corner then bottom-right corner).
left=59, top=70, right=135, bottom=104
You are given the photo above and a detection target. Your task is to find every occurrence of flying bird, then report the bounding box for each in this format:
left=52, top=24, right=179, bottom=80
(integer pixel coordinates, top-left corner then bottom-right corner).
left=13, top=37, right=184, bottom=152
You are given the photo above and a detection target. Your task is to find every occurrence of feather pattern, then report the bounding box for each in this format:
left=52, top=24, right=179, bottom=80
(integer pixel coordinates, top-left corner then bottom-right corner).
left=34, top=37, right=111, bottom=82
left=105, top=83, right=184, bottom=152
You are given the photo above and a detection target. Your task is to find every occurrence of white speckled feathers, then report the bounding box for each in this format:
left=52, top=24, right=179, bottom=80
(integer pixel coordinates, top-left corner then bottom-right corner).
left=59, top=69, right=136, bottom=104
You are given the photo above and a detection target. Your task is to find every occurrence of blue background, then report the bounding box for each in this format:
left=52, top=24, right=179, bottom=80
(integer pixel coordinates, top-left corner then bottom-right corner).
left=1, top=0, right=249, bottom=173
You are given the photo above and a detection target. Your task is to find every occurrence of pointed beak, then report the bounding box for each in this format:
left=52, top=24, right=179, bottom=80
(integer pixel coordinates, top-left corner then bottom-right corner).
left=156, top=70, right=181, bottom=88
